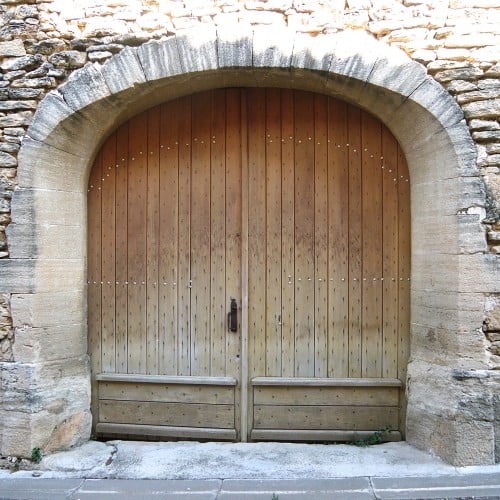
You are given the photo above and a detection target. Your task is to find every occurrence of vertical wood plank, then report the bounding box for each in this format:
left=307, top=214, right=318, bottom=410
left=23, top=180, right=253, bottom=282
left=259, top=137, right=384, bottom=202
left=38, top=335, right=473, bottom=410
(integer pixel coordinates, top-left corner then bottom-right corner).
left=328, top=98, right=349, bottom=378
left=146, top=107, right=160, bottom=375
left=210, top=89, right=227, bottom=376
left=100, top=134, right=116, bottom=373
left=115, top=124, right=129, bottom=373
left=382, top=126, right=399, bottom=379
left=240, top=89, right=249, bottom=441
left=347, top=106, right=362, bottom=378
left=177, top=97, right=192, bottom=376
left=225, top=89, right=242, bottom=381
left=247, top=88, right=267, bottom=380
left=280, top=89, right=295, bottom=378
left=158, top=100, right=179, bottom=375
left=190, top=92, right=211, bottom=376
left=265, top=88, right=282, bottom=377
left=127, top=112, right=148, bottom=373
left=314, top=94, right=328, bottom=378
left=398, top=147, right=411, bottom=382
left=87, top=150, right=102, bottom=426
left=294, top=91, right=315, bottom=377
left=361, top=111, right=383, bottom=378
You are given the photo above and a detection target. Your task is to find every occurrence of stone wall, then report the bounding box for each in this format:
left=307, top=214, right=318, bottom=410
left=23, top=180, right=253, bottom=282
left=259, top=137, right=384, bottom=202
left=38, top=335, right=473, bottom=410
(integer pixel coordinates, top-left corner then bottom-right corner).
left=5, top=0, right=497, bottom=366
left=0, top=0, right=498, bottom=463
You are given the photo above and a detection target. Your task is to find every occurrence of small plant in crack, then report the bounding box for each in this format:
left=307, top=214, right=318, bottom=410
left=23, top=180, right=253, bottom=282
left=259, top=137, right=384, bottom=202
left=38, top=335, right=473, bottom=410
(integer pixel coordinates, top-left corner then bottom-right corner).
left=31, top=447, right=42, bottom=464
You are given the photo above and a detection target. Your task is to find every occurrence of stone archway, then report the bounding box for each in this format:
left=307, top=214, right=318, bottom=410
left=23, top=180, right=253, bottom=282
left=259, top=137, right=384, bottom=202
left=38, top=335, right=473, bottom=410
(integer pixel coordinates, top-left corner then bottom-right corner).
left=3, top=26, right=496, bottom=465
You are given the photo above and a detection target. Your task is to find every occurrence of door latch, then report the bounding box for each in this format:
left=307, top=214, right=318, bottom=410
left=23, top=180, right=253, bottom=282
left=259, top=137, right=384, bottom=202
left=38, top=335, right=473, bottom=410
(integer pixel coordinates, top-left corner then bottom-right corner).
left=228, top=298, right=237, bottom=332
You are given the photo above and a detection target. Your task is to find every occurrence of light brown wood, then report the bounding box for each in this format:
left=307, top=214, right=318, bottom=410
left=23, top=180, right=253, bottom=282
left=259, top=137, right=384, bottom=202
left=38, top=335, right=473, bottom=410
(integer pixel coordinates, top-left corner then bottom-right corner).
left=115, top=124, right=129, bottom=373
left=88, top=88, right=411, bottom=442
left=101, top=134, right=116, bottom=373
left=251, top=429, right=401, bottom=441
left=127, top=111, right=148, bottom=374
left=265, top=88, right=282, bottom=377
left=239, top=89, right=249, bottom=441
left=293, top=91, right=315, bottom=377
left=97, top=423, right=236, bottom=440
left=347, top=106, right=362, bottom=378
left=191, top=92, right=211, bottom=376
left=96, top=373, right=237, bottom=385
left=146, top=107, right=160, bottom=375
left=328, top=99, right=349, bottom=378
left=280, top=89, right=295, bottom=378
left=254, top=385, right=399, bottom=406
left=177, top=96, right=192, bottom=376
left=158, top=100, right=179, bottom=376
left=251, top=377, right=402, bottom=387
left=382, top=128, right=399, bottom=379
left=210, top=89, right=227, bottom=376
left=99, top=381, right=234, bottom=404
left=314, top=94, right=328, bottom=378
left=100, top=400, right=235, bottom=428
left=254, top=405, right=398, bottom=430
left=361, top=111, right=383, bottom=377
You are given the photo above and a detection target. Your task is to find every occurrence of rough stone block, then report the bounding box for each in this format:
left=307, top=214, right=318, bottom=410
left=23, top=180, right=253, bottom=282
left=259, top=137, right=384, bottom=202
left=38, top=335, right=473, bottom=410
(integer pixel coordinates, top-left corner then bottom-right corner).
left=0, top=259, right=35, bottom=293
left=11, top=291, right=85, bottom=328
left=176, top=26, right=218, bottom=73
left=0, top=39, right=26, bottom=57
left=137, top=37, right=183, bottom=81
left=100, top=46, right=146, bottom=94
left=252, top=26, right=295, bottom=68
left=216, top=26, right=253, bottom=68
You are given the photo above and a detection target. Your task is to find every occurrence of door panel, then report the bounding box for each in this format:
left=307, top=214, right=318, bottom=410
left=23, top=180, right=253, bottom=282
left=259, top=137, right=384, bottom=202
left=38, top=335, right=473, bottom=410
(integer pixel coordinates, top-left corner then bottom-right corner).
left=88, top=88, right=410, bottom=442
left=88, top=90, right=242, bottom=440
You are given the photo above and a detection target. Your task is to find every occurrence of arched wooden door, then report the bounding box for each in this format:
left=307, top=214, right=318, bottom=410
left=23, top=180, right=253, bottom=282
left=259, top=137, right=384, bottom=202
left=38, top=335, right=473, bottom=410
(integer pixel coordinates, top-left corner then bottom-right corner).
left=88, top=88, right=410, bottom=442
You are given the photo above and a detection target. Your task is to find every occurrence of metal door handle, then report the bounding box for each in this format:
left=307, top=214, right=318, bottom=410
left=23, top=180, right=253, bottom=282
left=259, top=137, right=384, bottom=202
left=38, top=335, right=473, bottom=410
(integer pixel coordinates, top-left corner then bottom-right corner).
left=228, top=298, right=237, bottom=332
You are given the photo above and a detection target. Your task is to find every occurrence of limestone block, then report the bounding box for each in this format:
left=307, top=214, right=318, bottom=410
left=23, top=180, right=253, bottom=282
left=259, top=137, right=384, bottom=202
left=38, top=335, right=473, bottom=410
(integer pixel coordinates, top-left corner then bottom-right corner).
left=473, top=130, right=500, bottom=141
left=0, top=111, right=33, bottom=128
left=48, top=50, right=87, bottom=69
left=100, top=46, right=146, bottom=94
left=10, top=189, right=85, bottom=226
left=0, top=54, right=43, bottom=72
left=82, top=17, right=129, bottom=38
left=367, top=43, right=428, bottom=97
left=469, top=119, right=500, bottom=131
left=328, top=30, right=378, bottom=82
left=216, top=25, right=253, bottom=68
left=0, top=259, right=35, bottom=293
left=176, top=26, right=218, bottom=73
left=11, top=291, right=85, bottom=328
left=10, top=77, right=56, bottom=89
left=462, top=98, right=500, bottom=119
left=12, top=324, right=86, bottom=363
left=434, top=67, right=484, bottom=82
left=405, top=76, right=464, bottom=129
left=58, top=63, right=111, bottom=113
left=0, top=152, right=17, bottom=167
left=291, top=32, right=336, bottom=72
left=137, top=37, right=182, bottom=81
left=406, top=360, right=496, bottom=465
left=252, top=26, right=295, bottom=68
left=17, top=138, right=87, bottom=191
left=0, top=39, right=26, bottom=57
left=485, top=305, right=500, bottom=332
left=6, top=223, right=84, bottom=259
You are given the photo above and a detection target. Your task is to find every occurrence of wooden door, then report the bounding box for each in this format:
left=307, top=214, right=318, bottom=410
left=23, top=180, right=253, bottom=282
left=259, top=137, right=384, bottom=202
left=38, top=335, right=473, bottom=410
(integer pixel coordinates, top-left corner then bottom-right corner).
left=88, top=88, right=410, bottom=442
left=245, top=89, right=410, bottom=442
left=88, top=89, right=243, bottom=440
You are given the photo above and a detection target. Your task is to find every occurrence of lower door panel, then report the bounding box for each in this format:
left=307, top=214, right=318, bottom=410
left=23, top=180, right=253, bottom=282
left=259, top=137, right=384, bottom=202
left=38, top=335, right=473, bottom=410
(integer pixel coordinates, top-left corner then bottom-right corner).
left=95, top=373, right=237, bottom=440
left=250, top=377, right=402, bottom=442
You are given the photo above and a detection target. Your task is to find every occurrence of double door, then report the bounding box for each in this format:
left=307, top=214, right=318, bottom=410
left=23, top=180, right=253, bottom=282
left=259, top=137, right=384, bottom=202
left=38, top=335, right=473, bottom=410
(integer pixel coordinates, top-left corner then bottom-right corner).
left=88, top=88, right=410, bottom=441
